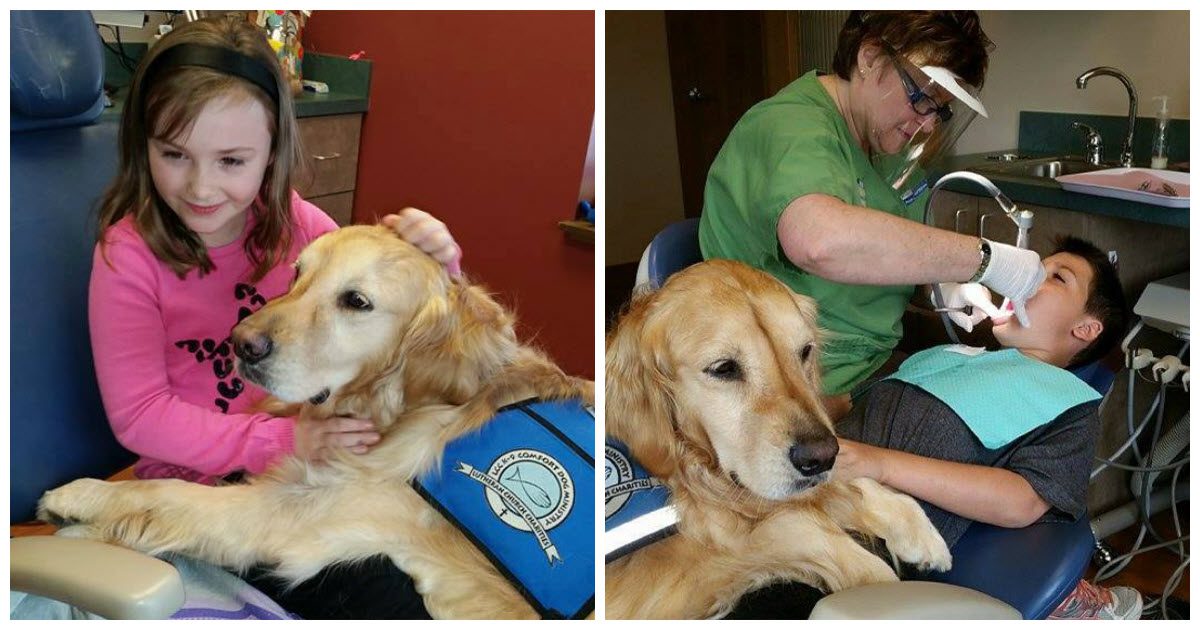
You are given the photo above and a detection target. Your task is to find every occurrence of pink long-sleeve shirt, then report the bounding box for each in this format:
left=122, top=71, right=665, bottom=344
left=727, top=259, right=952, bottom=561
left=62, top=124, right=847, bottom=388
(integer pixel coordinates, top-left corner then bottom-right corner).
left=89, top=192, right=337, bottom=484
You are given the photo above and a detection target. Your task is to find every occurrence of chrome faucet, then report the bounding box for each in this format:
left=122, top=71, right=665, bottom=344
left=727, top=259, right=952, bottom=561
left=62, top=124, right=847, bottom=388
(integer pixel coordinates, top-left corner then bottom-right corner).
left=1075, top=67, right=1138, bottom=167
left=1071, top=122, right=1104, bottom=165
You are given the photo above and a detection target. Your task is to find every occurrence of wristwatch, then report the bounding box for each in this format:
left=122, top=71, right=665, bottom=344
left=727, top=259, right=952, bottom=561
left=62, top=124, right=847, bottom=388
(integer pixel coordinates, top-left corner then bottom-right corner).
left=968, top=239, right=991, bottom=283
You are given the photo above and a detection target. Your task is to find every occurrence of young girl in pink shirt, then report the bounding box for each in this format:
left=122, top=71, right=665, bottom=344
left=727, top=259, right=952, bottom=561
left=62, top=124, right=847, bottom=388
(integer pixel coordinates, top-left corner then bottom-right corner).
left=88, top=15, right=453, bottom=617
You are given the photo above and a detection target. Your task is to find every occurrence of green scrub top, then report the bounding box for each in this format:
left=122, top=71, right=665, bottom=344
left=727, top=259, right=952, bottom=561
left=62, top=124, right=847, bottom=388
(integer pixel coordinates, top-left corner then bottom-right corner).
left=698, top=70, right=932, bottom=396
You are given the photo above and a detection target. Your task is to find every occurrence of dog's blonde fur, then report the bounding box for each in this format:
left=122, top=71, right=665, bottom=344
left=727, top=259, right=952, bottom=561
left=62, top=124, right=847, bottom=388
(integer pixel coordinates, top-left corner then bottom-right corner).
left=40, top=226, right=593, bottom=619
left=605, top=260, right=950, bottom=619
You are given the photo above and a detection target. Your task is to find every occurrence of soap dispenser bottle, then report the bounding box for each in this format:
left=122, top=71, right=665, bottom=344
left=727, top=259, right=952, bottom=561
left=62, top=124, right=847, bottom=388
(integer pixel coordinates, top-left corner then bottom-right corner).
left=1151, top=96, right=1170, bottom=169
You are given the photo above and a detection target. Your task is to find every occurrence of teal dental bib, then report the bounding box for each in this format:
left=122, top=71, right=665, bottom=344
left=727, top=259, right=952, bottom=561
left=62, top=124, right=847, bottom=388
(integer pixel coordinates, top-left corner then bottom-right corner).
left=878, top=345, right=1100, bottom=449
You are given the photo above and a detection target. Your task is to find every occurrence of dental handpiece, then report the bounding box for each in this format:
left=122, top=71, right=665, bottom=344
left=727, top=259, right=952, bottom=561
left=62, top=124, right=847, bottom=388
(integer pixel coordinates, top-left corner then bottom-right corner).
left=926, top=172, right=1037, bottom=337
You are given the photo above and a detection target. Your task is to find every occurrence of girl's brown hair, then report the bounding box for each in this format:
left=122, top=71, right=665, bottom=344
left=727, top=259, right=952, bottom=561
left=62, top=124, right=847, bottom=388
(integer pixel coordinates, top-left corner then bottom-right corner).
left=97, top=14, right=306, bottom=281
left=832, top=11, right=994, bottom=89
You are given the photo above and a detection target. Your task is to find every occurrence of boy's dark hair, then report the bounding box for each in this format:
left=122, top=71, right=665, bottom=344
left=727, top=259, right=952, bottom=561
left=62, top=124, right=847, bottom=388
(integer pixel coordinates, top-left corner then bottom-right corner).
left=1053, top=236, right=1128, bottom=368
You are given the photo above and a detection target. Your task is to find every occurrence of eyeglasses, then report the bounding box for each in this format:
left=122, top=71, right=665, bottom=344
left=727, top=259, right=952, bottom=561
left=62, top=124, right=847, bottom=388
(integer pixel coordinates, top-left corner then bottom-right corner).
left=880, top=42, right=954, bottom=123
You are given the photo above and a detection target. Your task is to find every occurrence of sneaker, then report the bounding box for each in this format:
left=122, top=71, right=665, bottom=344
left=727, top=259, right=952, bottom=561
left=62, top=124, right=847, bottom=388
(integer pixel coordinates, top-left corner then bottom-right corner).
left=1048, top=579, right=1144, bottom=620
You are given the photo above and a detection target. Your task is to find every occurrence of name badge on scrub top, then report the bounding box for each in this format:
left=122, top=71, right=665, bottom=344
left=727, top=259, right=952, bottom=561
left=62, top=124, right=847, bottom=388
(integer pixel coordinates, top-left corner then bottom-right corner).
left=901, top=179, right=929, bottom=206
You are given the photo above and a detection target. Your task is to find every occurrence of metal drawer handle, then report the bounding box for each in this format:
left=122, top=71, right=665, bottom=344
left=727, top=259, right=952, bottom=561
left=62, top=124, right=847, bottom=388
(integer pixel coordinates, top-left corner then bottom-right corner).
left=312, top=152, right=342, bottom=161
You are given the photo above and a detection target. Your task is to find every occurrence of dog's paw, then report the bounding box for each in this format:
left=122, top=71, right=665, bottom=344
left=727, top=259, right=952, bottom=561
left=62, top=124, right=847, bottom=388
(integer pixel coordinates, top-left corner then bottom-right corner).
left=906, top=534, right=952, bottom=574
left=37, top=478, right=112, bottom=526
left=887, top=509, right=952, bottom=574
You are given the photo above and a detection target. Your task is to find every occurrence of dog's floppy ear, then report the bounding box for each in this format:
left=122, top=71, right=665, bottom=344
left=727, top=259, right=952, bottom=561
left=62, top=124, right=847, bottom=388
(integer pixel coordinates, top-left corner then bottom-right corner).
left=787, top=289, right=825, bottom=386
left=400, top=277, right=518, bottom=405
left=605, top=292, right=680, bottom=478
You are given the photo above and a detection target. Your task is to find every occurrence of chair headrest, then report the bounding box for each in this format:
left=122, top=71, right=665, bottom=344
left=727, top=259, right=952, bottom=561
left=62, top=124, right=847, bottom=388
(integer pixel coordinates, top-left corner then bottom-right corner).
left=10, top=10, right=107, bottom=133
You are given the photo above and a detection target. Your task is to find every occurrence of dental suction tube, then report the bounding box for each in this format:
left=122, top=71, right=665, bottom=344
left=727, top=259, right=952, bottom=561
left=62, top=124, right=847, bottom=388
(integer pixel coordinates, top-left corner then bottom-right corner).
left=924, top=171, right=1035, bottom=342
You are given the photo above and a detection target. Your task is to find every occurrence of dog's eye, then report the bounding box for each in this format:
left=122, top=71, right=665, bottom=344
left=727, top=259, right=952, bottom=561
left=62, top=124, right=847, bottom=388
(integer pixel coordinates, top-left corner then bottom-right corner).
left=704, top=359, right=743, bottom=381
left=800, top=343, right=814, bottom=363
left=339, top=291, right=373, bottom=311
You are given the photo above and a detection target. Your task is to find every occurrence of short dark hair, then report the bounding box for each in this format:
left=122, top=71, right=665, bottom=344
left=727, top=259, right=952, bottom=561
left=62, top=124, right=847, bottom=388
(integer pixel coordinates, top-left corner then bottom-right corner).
left=1052, top=236, right=1128, bottom=368
left=832, top=11, right=994, bottom=89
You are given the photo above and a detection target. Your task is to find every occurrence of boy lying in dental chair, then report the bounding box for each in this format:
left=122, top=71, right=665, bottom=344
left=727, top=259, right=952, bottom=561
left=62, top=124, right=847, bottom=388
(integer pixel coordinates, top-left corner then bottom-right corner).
left=727, top=236, right=1141, bottom=620
left=836, top=236, right=1124, bottom=550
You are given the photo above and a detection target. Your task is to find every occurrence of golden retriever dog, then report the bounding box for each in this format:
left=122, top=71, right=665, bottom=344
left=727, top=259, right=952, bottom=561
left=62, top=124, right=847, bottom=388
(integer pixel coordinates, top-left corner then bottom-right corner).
left=38, top=225, right=593, bottom=619
left=605, top=259, right=950, bottom=619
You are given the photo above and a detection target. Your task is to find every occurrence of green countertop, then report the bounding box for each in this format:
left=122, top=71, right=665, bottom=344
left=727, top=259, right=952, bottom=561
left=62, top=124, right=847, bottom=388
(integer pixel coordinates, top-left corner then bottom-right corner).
left=929, top=151, right=1189, bottom=229
left=100, top=88, right=368, bottom=122
left=100, top=47, right=370, bottom=120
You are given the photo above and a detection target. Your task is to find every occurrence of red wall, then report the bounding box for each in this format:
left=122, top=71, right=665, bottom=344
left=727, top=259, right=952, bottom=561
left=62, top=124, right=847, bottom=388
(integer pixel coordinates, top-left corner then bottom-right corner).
left=304, top=11, right=595, bottom=378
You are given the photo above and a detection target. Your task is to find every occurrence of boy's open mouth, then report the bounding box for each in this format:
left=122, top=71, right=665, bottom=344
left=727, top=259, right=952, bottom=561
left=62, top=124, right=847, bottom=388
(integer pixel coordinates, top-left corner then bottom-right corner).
left=991, top=301, right=1016, bottom=326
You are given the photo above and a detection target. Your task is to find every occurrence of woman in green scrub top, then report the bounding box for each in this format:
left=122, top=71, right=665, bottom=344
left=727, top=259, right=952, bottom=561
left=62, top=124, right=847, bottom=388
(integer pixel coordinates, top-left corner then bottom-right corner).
left=700, top=11, right=1046, bottom=416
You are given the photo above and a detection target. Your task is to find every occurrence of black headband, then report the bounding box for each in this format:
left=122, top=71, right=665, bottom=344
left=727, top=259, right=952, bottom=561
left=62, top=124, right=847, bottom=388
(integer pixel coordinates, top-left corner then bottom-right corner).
left=144, top=43, right=280, bottom=104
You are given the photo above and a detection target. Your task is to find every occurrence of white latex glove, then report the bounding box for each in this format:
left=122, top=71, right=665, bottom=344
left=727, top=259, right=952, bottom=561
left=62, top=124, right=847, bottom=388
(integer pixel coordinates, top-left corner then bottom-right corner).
left=977, top=240, right=1045, bottom=327
left=933, top=283, right=1004, bottom=333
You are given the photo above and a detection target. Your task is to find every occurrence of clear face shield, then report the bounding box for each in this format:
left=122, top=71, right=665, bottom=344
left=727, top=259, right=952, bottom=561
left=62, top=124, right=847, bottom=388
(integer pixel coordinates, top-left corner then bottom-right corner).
left=870, top=42, right=988, bottom=191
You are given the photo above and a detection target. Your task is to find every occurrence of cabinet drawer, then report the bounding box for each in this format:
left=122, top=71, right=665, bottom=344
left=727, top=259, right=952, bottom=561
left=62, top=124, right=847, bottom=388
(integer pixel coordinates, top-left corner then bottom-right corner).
left=308, top=191, right=355, bottom=227
left=295, top=114, right=362, bottom=198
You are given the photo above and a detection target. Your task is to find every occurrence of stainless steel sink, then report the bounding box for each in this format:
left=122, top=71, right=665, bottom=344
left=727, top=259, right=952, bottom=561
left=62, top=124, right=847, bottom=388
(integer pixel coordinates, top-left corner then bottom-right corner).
left=974, top=156, right=1111, bottom=180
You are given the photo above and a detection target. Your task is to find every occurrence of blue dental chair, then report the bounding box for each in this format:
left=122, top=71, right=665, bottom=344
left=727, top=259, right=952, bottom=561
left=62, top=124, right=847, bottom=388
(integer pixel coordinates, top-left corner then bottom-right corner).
left=634, top=218, right=1098, bottom=619
left=9, top=10, right=185, bottom=619
left=10, top=9, right=130, bottom=527
left=9, top=11, right=295, bottom=620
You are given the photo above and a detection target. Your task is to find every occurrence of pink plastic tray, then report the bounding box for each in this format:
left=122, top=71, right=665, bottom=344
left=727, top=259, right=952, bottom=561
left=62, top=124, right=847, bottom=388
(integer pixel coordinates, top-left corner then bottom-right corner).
left=1056, top=168, right=1189, bottom=208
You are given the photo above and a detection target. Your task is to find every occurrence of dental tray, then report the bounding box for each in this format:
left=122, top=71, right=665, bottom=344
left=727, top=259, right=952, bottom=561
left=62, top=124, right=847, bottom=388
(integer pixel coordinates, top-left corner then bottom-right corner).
left=1055, top=168, right=1189, bottom=208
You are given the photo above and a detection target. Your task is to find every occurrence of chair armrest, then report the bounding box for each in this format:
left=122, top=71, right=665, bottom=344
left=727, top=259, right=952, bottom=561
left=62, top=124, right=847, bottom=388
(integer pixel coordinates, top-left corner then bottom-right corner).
left=809, top=581, right=1021, bottom=620
left=10, top=536, right=184, bottom=619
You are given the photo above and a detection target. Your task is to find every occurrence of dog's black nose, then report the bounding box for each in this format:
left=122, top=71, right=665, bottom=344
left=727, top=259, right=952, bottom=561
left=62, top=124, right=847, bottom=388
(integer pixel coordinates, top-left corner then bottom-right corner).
left=788, top=434, right=838, bottom=477
left=234, top=332, right=273, bottom=364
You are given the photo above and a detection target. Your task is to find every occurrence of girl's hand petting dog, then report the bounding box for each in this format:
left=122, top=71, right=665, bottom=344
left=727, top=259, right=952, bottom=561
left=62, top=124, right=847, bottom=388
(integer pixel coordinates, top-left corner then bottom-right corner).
left=294, top=416, right=381, bottom=461
left=381, top=208, right=463, bottom=278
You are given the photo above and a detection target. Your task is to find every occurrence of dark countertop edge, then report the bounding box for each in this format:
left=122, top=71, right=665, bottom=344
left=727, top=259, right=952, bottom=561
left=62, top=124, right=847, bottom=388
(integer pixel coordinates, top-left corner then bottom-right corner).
left=929, top=151, right=1188, bottom=229
left=293, top=90, right=369, bottom=117
left=100, top=89, right=368, bottom=122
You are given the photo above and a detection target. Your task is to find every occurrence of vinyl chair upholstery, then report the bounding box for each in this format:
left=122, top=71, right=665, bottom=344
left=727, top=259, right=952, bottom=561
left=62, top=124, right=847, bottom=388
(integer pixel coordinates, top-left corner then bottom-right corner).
left=923, top=518, right=1095, bottom=619
left=640, top=217, right=702, bottom=289
left=9, top=9, right=185, bottom=619
left=637, top=217, right=1098, bottom=619
left=10, top=9, right=134, bottom=524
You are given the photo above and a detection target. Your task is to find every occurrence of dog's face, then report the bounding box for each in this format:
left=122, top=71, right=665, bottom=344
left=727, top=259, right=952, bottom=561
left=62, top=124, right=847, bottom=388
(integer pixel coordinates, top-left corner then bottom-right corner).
left=232, top=225, right=447, bottom=404
left=607, top=260, right=836, bottom=502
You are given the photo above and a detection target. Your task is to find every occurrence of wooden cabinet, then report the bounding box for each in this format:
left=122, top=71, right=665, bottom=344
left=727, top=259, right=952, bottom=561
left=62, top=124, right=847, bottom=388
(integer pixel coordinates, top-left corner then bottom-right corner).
left=925, top=190, right=978, bottom=235
left=295, top=113, right=363, bottom=226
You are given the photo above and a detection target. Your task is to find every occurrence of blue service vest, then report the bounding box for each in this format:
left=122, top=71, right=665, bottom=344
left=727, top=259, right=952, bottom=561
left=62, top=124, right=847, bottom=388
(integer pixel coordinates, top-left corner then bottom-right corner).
left=413, top=398, right=594, bottom=619
left=603, top=439, right=677, bottom=563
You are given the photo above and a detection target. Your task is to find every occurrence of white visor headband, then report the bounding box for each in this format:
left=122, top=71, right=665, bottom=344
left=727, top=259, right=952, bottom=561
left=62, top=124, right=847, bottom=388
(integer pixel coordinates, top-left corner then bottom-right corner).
left=919, top=65, right=988, bottom=118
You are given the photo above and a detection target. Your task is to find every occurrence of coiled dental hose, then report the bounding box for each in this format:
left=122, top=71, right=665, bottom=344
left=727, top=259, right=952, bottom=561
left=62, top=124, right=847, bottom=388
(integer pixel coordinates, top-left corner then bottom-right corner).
left=1089, top=337, right=1190, bottom=618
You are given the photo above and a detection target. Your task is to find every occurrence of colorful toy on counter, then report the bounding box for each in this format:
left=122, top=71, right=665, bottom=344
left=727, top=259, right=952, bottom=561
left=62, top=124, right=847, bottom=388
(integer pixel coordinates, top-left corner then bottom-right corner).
left=251, top=10, right=309, bottom=95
